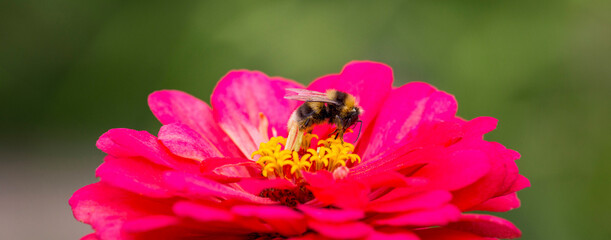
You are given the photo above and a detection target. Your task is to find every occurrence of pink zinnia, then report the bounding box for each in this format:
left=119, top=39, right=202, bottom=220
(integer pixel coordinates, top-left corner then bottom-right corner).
left=70, top=61, right=529, bottom=240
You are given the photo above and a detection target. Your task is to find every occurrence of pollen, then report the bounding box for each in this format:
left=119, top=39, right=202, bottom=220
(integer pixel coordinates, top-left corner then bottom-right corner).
left=251, top=133, right=361, bottom=181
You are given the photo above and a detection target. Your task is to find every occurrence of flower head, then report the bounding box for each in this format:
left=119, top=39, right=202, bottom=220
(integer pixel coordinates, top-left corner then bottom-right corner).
left=70, top=61, right=529, bottom=240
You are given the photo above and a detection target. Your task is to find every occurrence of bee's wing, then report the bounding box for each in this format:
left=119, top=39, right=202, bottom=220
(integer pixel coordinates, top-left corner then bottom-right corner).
left=284, top=88, right=339, bottom=104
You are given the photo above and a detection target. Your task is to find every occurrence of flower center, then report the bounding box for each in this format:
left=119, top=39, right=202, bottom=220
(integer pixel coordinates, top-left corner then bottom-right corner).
left=251, top=133, right=362, bottom=181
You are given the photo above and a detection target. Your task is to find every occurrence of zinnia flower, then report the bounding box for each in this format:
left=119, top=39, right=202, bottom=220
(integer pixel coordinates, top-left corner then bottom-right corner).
left=70, top=61, right=529, bottom=240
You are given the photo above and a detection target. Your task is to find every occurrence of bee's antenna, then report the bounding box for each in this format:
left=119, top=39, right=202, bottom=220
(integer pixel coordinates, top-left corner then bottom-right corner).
left=353, top=120, right=363, bottom=143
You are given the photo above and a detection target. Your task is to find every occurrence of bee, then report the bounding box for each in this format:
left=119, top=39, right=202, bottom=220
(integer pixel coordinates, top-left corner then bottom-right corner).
left=284, top=88, right=363, bottom=151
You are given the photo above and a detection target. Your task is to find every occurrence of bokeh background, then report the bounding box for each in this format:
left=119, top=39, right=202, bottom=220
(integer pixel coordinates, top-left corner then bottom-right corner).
left=1, top=0, right=609, bottom=239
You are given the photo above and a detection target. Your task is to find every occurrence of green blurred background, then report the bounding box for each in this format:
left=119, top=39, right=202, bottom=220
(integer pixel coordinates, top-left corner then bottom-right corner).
left=1, top=0, right=609, bottom=239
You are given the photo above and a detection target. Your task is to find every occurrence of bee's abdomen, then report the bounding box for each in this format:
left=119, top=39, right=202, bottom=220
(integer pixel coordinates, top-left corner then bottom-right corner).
left=296, top=102, right=326, bottom=129
left=297, top=103, right=313, bottom=119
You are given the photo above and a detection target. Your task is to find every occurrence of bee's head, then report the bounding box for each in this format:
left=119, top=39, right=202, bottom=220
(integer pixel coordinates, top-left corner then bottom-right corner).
left=343, top=106, right=363, bottom=143
left=345, top=106, right=362, bottom=128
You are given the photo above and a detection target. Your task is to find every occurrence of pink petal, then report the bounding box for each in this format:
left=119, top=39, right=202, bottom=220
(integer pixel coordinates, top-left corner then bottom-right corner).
left=367, top=190, right=452, bottom=213
left=122, top=215, right=180, bottom=233
left=307, top=61, right=393, bottom=144
left=360, top=82, right=456, bottom=159
left=351, top=121, right=463, bottom=178
left=69, top=182, right=174, bottom=240
left=308, top=221, right=373, bottom=239
left=470, top=192, right=521, bottom=212
left=288, top=233, right=332, bottom=240
left=211, top=70, right=304, bottom=156
left=236, top=178, right=296, bottom=196
left=349, top=146, right=427, bottom=183
left=451, top=141, right=522, bottom=210
left=163, top=171, right=272, bottom=204
left=447, top=214, right=522, bottom=239
left=416, top=228, right=493, bottom=240
left=173, top=201, right=235, bottom=222
left=491, top=143, right=521, bottom=194
left=172, top=201, right=271, bottom=234
left=462, top=116, right=498, bottom=138
left=80, top=233, right=99, bottom=240
left=506, top=174, right=531, bottom=193
left=303, top=171, right=370, bottom=209
left=231, top=205, right=303, bottom=219
left=96, top=128, right=199, bottom=171
left=412, top=149, right=491, bottom=191
left=148, top=90, right=242, bottom=157
left=199, top=157, right=252, bottom=173
left=211, top=162, right=263, bottom=180
left=158, top=123, right=224, bottom=161
left=297, top=204, right=364, bottom=223
left=96, top=156, right=172, bottom=198
left=231, top=205, right=307, bottom=236
left=357, top=170, right=423, bottom=189
left=372, top=204, right=461, bottom=227
left=366, top=229, right=419, bottom=240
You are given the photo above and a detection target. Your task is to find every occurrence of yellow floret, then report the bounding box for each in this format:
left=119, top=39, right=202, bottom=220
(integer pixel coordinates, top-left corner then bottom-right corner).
left=251, top=133, right=362, bottom=181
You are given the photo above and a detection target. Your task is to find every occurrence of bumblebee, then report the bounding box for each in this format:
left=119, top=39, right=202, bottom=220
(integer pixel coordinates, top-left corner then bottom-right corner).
left=284, top=88, right=363, bottom=151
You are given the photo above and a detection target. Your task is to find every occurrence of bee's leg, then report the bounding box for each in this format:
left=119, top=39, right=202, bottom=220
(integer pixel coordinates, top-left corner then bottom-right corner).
left=332, top=116, right=344, bottom=139
left=328, top=128, right=339, bottom=138
left=285, top=120, right=299, bottom=151
left=335, top=128, right=346, bottom=143
left=303, top=118, right=315, bottom=134
left=294, top=130, right=305, bottom=151
left=301, top=118, right=310, bottom=129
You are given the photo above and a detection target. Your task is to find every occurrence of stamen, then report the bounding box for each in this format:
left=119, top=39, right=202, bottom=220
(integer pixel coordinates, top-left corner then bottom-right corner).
left=251, top=133, right=362, bottom=181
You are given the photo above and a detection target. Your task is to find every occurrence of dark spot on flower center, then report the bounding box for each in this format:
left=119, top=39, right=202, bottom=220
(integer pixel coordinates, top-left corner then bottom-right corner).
left=258, top=184, right=314, bottom=207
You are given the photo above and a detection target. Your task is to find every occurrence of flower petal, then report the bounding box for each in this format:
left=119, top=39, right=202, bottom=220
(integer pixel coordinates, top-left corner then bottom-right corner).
left=236, top=178, right=296, bottom=196
left=96, top=128, right=199, bottom=171
left=506, top=174, right=531, bottom=193
left=416, top=228, right=493, bottom=240
left=360, top=82, right=457, bottom=158
left=303, top=171, right=370, bottom=209
left=210, top=162, right=263, bottom=180
left=163, top=171, right=272, bottom=204
left=69, top=182, right=174, bottom=240
left=462, top=116, right=498, bottom=138
left=357, top=170, right=424, bottom=189
left=199, top=157, right=253, bottom=173
left=469, top=192, right=521, bottom=212
left=173, top=201, right=234, bottom=222
left=367, top=190, right=452, bottom=213
left=80, top=233, right=99, bottom=240
left=366, top=229, right=419, bottom=240
left=158, top=123, right=224, bottom=161
left=211, top=70, right=304, bottom=156
left=148, top=90, right=242, bottom=157
left=307, top=61, right=393, bottom=144
left=412, top=149, right=491, bottom=191
left=231, top=205, right=307, bottom=236
left=372, top=204, right=461, bottom=227
left=350, top=121, right=462, bottom=178
left=298, top=204, right=364, bottom=223
left=96, top=156, right=173, bottom=198
left=172, top=201, right=271, bottom=234
left=122, top=215, right=180, bottom=233
left=447, top=214, right=522, bottom=239
left=451, top=141, right=522, bottom=210
left=308, top=221, right=373, bottom=239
